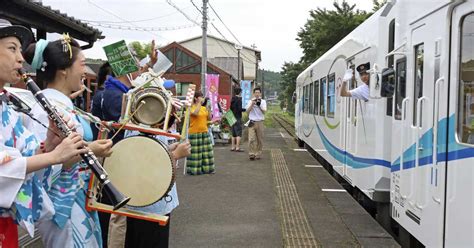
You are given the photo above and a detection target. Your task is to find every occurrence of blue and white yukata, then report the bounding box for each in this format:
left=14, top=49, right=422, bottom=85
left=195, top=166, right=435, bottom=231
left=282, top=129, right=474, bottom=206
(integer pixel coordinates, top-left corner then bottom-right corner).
left=26, top=89, right=102, bottom=248
left=0, top=99, right=54, bottom=238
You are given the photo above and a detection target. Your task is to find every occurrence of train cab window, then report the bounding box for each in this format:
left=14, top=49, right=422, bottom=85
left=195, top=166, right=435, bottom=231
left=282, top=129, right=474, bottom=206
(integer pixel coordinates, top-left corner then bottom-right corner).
left=394, top=58, right=407, bottom=120
left=320, top=77, right=327, bottom=116
left=457, top=13, right=474, bottom=145
left=327, top=73, right=336, bottom=118
left=413, top=43, right=424, bottom=127
left=313, top=80, right=319, bottom=115
left=309, top=82, right=314, bottom=114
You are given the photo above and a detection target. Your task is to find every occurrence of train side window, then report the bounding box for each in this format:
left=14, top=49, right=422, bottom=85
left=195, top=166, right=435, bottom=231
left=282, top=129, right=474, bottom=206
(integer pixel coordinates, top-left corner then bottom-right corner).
left=309, top=82, right=314, bottom=114
left=394, top=58, right=407, bottom=120
left=457, top=13, right=474, bottom=145
left=413, top=43, right=424, bottom=127
left=327, top=73, right=336, bottom=118
left=304, top=85, right=308, bottom=113
left=387, top=19, right=396, bottom=116
left=313, top=80, right=319, bottom=115
left=305, top=85, right=310, bottom=113
left=320, top=77, right=327, bottom=116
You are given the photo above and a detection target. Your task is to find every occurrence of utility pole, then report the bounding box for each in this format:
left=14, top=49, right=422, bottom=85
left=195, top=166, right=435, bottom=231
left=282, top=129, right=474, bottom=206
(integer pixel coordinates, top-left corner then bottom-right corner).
left=235, top=44, right=242, bottom=82
left=262, top=69, right=265, bottom=98
left=201, top=0, right=208, bottom=95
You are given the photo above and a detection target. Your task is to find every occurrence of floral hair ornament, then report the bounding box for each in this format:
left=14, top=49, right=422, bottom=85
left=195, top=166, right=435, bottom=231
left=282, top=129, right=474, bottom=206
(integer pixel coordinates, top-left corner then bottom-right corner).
left=61, top=33, right=73, bottom=59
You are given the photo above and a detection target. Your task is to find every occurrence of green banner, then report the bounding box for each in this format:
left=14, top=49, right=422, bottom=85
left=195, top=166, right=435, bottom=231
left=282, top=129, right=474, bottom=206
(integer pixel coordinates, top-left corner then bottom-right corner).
left=103, top=40, right=139, bottom=76
left=224, top=111, right=237, bottom=126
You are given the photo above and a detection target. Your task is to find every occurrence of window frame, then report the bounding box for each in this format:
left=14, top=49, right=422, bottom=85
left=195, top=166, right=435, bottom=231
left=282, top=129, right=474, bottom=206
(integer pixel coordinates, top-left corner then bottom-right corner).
left=412, top=43, right=425, bottom=127
left=309, top=82, right=314, bottom=114
left=313, top=79, right=320, bottom=115
left=456, top=12, right=474, bottom=146
left=394, top=57, right=407, bottom=120
left=327, top=73, right=336, bottom=118
left=319, top=76, right=327, bottom=116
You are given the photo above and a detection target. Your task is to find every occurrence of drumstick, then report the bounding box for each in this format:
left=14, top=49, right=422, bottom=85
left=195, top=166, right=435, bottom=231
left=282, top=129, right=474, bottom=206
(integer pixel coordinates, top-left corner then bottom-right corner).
left=111, top=100, right=146, bottom=140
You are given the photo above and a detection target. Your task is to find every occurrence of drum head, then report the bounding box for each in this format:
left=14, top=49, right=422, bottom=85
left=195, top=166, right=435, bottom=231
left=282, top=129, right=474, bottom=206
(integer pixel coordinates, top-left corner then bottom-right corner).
left=131, top=87, right=169, bottom=127
left=103, top=136, right=173, bottom=207
left=133, top=94, right=166, bottom=126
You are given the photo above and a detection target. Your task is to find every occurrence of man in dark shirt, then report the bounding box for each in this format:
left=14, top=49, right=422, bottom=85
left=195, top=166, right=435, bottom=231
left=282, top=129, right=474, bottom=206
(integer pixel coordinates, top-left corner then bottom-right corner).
left=91, top=62, right=114, bottom=140
left=230, top=87, right=244, bottom=151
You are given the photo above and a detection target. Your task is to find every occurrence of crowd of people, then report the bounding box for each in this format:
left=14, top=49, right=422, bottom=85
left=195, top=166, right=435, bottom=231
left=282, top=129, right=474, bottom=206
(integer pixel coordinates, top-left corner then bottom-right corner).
left=0, top=19, right=268, bottom=248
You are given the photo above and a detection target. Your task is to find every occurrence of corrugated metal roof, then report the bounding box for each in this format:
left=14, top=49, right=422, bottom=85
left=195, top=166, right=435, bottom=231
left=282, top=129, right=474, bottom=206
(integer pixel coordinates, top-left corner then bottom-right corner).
left=209, top=57, right=242, bottom=81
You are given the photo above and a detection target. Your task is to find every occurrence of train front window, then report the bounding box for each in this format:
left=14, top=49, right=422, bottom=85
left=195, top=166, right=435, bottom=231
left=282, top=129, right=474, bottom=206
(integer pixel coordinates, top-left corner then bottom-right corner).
left=457, top=13, right=474, bottom=145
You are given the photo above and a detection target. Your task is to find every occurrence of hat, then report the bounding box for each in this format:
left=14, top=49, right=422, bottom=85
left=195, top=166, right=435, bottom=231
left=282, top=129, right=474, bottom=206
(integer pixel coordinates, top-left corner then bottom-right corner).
left=356, top=62, right=370, bottom=74
left=0, top=19, right=33, bottom=49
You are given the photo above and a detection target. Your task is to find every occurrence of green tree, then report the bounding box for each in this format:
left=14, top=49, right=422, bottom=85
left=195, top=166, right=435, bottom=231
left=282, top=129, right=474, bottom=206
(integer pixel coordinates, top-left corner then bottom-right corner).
left=296, top=1, right=370, bottom=64
left=279, top=62, right=305, bottom=114
left=372, top=0, right=388, bottom=12
left=280, top=0, right=386, bottom=114
left=129, top=41, right=152, bottom=60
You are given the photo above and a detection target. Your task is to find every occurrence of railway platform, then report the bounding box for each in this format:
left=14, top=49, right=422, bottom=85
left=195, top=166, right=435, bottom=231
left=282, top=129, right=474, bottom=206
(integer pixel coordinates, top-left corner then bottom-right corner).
left=17, top=126, right=400, bottom=247
left=170, top=127, right=400, bottom=247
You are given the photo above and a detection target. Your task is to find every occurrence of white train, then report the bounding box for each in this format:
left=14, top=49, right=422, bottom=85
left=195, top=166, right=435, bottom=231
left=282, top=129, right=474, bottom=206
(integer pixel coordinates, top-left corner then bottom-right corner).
left=294, top=0, right=474, bottom=247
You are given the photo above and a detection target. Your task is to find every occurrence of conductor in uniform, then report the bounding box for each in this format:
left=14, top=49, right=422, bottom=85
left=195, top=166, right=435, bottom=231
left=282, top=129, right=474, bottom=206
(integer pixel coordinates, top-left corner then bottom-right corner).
left=340, top=62, right=370, bottom=101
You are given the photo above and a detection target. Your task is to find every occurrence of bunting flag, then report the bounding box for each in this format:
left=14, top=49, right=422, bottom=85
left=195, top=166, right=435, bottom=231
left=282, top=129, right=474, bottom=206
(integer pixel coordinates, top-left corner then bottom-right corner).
left=182, top=84, right=196, bottom=175
left=171, top=98, right=184, bottom=110
left=241, top=80, right=252, bottom=108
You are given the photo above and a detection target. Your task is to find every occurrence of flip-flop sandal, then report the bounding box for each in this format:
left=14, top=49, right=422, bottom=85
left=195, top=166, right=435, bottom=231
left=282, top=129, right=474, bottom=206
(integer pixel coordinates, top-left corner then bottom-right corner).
left=235, top=149, right=244, bottom=152
left=230, top=148, right=236, bottom=151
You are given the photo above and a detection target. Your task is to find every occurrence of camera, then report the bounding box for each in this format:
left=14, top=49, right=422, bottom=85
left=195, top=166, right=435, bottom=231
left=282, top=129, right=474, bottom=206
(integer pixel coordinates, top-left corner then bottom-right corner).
left=202, top=97, right=209, bottom=107
left=255, top=99, right=261, bottom=106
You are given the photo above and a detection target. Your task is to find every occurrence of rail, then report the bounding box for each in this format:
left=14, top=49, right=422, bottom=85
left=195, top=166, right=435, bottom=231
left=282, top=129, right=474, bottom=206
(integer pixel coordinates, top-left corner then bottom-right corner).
left=273, top=114, right=296, bottom=140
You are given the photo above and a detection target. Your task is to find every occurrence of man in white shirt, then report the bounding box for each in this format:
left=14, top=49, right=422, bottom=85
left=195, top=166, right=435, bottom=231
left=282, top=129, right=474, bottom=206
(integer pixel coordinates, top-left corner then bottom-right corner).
left=246, top=87, right=267, bottom=160
left=340, top=62, right=370, bottom=101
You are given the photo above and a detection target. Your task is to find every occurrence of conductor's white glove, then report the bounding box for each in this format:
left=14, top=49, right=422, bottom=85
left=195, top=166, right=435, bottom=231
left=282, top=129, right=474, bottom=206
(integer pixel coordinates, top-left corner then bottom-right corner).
left=343, top=69, right=353, bottom=82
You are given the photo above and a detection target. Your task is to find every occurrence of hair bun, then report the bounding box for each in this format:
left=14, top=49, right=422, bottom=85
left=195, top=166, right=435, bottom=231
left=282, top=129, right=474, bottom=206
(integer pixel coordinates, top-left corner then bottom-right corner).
left=23, top=42, right=37, bottom=64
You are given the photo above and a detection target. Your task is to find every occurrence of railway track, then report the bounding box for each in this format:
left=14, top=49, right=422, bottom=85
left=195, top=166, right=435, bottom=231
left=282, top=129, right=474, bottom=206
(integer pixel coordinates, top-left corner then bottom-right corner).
left=273, top=114, right=296, bottom=139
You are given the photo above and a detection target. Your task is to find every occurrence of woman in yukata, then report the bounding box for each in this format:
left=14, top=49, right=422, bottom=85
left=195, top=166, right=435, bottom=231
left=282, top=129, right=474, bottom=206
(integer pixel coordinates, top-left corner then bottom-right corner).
left=0, top=19, right=87, bottom=248
left=23, top=35, right=113, bottom=247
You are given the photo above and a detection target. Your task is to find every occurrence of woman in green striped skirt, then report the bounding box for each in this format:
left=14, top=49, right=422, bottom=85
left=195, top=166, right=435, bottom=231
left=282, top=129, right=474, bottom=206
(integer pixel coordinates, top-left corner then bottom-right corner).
left=187, top=91, right=215, bottom=175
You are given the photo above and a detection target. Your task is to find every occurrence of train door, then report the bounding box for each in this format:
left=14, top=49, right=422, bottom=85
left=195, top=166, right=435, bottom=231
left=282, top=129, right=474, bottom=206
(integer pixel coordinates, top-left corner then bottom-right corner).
left=392, top=14, right=450, bottom=246
left=445, top=4, right=474, bottom=246
left=296, top=86, right=303, bottom=139
left=341, top=61, right=357, bottom=182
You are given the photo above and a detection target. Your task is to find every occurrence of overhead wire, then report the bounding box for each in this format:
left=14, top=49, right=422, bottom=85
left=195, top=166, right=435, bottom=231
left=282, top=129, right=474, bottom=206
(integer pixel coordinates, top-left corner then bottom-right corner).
left=208, top=2, right=242, bottom=45
left=87, top=0, right=170, bottom=41
left=83, top=22, right=197, bottom=32
left=79, top=8, right=189, bottom=24
left=166, top=0, right=200, bottom=26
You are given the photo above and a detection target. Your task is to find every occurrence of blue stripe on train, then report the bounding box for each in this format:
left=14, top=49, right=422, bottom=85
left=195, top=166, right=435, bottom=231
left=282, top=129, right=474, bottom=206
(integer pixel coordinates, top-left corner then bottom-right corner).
left=315, top=121, right=391, bottom=169
left=313, top=115, right=474, bottom=172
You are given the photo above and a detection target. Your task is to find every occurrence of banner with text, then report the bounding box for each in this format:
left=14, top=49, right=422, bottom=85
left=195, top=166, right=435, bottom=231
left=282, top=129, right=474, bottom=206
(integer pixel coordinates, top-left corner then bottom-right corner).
left=218, top=95, right=230, bottom=111
left=240, top=80, right=252, bottom=109
left=206, top=74, right=221, bottom=121
left=103, top=40, right=139, bottom=76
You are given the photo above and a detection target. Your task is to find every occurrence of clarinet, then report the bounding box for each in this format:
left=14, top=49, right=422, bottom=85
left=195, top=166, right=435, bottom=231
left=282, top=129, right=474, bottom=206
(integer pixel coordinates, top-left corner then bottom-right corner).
left=19, top=69, right=130, bottom=210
